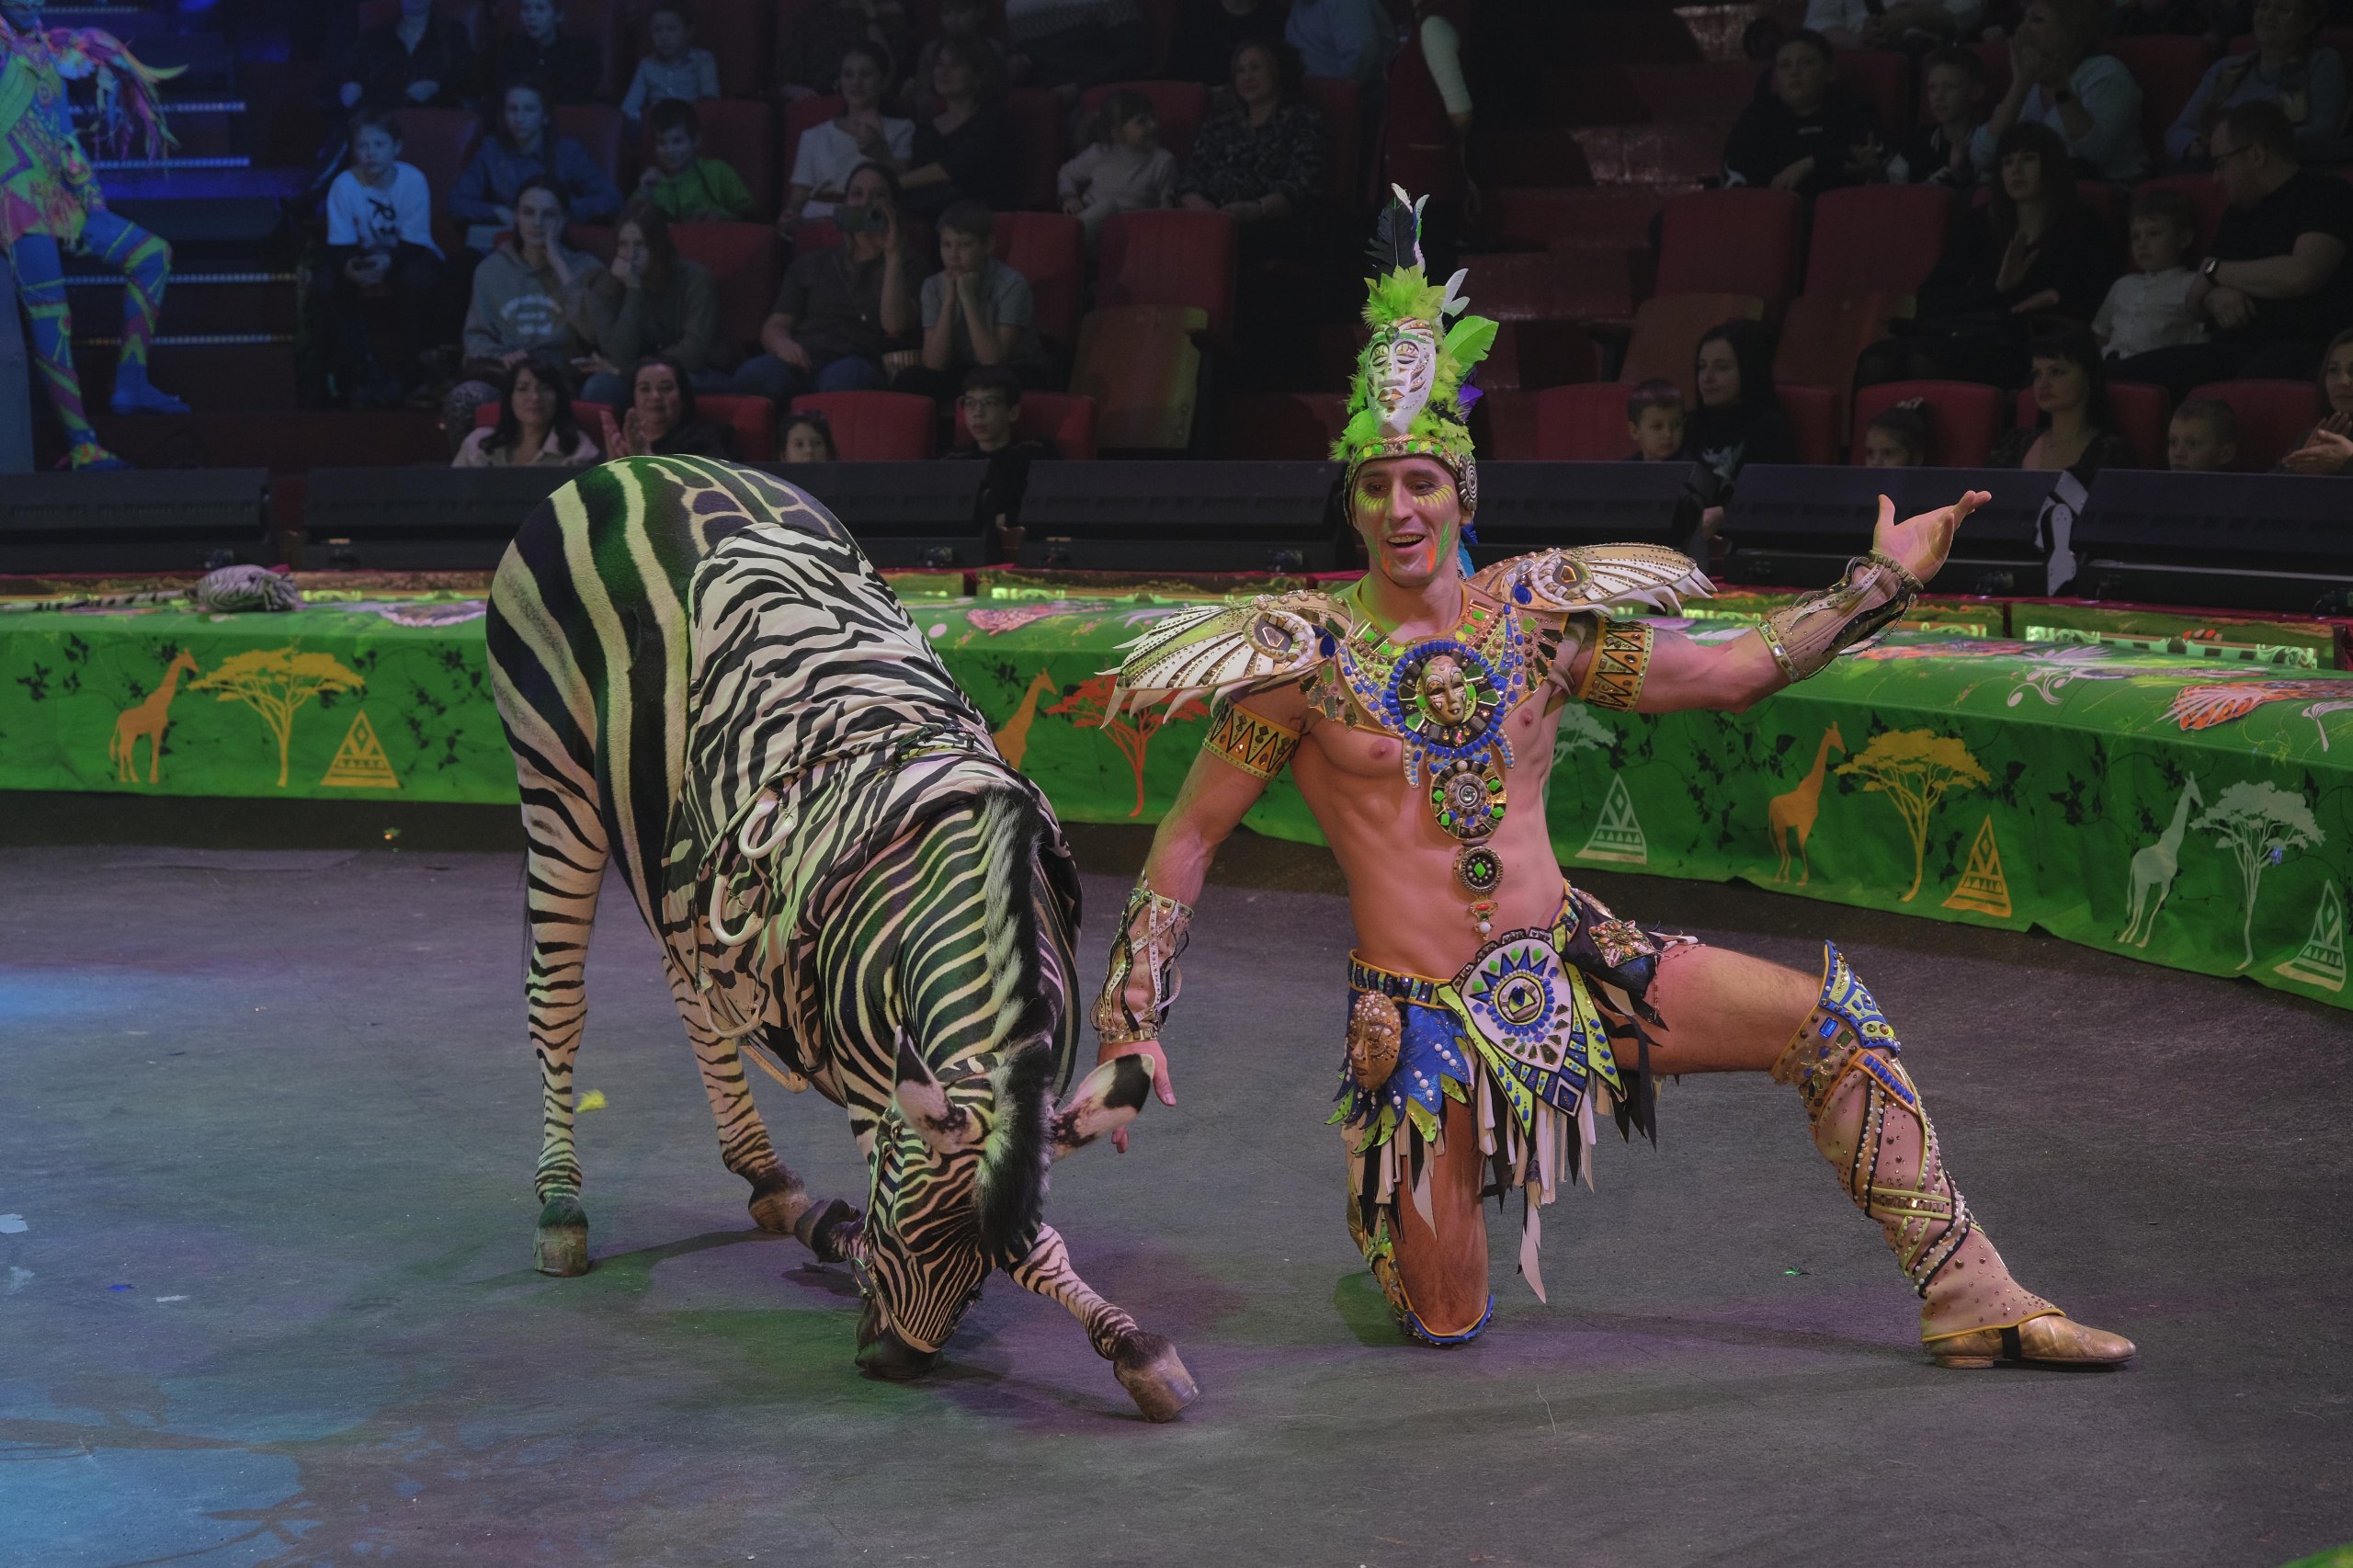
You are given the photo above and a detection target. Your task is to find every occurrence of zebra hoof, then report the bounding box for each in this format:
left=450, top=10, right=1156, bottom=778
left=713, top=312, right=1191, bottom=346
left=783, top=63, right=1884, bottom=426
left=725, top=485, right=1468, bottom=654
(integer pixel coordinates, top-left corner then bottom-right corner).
left=747, top=1176, right=811, bottom=1235
left=793, top=1197, right=861, bottom=1262
left=1112, top=1333, right=1199, bottom=1423
left=534, top=1195, right=589, bottom=1278
left=855, top=1307, right=941, bottom=1381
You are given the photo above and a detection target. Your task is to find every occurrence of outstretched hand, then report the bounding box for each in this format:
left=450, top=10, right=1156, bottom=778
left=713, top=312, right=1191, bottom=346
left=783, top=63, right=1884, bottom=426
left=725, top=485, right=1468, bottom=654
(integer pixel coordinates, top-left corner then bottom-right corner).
left=1871, top=489, right=1986, bottom=585
left=1098, top=1038, right=1176, bottom=1153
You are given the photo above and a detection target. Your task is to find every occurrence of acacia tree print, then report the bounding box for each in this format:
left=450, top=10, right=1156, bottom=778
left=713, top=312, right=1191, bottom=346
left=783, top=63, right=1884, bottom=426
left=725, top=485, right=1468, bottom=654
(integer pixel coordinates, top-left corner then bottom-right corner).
left=1836, top=729, right=1991, bottom=902
left=189, top=647, right=366, bottom=787
left=1047, top=673, right=1205, bottom=817
left=2192, top=779, right=2325, bottom=969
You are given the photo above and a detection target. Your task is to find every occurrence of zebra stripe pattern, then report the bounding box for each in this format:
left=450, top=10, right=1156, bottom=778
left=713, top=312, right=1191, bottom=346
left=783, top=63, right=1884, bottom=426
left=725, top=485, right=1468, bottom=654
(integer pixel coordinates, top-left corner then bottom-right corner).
left=485, top=457, right=1194, bottom=1416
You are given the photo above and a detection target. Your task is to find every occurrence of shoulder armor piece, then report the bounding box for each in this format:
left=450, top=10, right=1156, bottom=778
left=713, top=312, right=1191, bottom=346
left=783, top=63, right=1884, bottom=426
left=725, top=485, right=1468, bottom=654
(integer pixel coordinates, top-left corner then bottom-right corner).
left=1105, top=591, right=1343, bottom=714
left=1473, top=544, right=1714, bottom=619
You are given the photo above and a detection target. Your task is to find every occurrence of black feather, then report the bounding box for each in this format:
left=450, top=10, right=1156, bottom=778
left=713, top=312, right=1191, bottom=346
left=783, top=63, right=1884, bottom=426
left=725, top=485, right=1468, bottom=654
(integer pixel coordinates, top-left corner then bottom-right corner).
left=1366, top=190, right=1423, bottom=278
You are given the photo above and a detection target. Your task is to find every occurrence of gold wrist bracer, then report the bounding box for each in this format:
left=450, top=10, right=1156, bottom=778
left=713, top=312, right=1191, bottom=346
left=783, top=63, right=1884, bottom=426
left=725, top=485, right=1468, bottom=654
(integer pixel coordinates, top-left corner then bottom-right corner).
left=1203, top=696, right=1301, bottom=780
left=1092, top=878, right=1194, bottom=1046
left=1759, top=549, right=1925, bottom=683
left=1574, top=619, right=1654, bottom=712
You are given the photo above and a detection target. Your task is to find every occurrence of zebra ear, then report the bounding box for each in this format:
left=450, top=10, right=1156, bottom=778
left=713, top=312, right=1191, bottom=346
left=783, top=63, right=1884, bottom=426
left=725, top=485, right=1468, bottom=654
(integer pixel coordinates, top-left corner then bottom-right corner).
left=893, top=1041, right=977, bottom=1157
left=1046, top=1054, right=1154, bottom=1163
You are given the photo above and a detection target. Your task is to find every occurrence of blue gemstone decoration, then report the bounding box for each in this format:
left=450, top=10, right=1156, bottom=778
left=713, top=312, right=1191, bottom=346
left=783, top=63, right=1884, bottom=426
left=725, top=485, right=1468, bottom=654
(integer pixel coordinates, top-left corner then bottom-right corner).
left=1513, top=584, right=1532, bottom=605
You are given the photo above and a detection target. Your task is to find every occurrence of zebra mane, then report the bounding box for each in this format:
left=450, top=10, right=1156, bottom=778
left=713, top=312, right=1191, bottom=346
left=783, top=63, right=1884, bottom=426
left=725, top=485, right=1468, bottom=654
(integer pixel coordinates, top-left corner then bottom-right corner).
left=966, top=788, right=1062, bottom=1265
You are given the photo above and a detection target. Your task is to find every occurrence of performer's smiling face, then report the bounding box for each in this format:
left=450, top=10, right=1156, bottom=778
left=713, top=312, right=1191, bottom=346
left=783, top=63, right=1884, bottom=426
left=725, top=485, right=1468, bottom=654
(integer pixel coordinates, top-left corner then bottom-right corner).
left=1351, top=455, right=1463, bottom=588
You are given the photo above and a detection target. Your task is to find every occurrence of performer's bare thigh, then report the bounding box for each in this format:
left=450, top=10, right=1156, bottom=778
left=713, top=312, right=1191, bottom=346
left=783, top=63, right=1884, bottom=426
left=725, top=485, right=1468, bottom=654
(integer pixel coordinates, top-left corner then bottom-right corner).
left=1643, top=943, right=1819, bottom=1074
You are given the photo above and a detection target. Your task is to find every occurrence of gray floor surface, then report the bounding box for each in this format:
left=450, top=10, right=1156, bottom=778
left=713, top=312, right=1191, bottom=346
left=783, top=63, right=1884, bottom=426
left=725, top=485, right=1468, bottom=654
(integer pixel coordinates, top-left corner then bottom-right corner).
left=1, top=835, right=2347, bottom=1568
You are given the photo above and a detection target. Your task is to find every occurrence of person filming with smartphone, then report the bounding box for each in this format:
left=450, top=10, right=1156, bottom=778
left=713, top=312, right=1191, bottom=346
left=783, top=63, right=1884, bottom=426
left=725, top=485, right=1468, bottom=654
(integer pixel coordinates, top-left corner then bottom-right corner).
left=730, top=161, right=914, bottom=403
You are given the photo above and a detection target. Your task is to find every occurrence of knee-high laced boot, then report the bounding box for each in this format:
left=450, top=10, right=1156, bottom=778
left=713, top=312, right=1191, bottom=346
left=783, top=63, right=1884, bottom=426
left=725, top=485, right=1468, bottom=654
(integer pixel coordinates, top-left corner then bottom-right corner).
left=1772, top=946, right=2135, bottom=1369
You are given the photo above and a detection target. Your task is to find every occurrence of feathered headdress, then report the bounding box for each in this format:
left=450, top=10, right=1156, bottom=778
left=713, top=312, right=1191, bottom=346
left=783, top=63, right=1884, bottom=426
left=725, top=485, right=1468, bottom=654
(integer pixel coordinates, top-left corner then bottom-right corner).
left=1334, top=186, right=1497, bottom=512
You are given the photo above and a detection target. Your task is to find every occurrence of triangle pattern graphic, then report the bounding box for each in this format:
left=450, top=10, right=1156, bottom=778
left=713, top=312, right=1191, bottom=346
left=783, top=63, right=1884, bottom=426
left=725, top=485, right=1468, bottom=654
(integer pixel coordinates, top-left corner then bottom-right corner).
left=1942, top=816, right=2012, bottom=917
left=323, top=710, right=401, bottom=790
left=1575, top=773, right=1648, bottom=865
left=2274, top=881, right=2346, bottom=994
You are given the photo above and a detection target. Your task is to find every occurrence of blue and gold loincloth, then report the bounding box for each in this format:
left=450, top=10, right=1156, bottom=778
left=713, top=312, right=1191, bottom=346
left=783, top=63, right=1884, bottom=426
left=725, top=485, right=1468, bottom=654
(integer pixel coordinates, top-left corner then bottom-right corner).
left=1334, top=882, right=1688, bottom=1301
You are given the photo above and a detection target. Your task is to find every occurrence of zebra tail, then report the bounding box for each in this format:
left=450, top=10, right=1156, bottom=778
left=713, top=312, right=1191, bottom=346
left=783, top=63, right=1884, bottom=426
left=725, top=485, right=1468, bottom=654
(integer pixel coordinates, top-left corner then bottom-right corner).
left=979, top=1041, right=1058, bottom=1269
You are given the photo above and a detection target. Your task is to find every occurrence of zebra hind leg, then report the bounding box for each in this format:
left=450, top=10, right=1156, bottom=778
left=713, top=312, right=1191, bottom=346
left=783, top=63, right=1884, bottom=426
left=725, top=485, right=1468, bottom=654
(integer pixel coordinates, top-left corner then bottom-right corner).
left=1008, top=1222, right=1198, bottom=1422
left=522, top=790, right=610, bottom=1278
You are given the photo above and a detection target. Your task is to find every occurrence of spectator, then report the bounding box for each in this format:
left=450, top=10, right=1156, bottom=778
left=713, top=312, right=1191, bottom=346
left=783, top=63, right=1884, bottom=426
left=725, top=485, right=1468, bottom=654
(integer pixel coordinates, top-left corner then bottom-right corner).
left=784, top=44, right=915, bottom=223
left=1383, top=0, right=1473, bottom=276
left=1623, top=379, right=1686, bottom=461
left=904, top=199, right=1042, bottom=401
left=776, top=0, right=910, bottom=101
left=337, top=0, right=473, bottom=112
left=1722, top=30, right=1887, bottom=199
left=2113, top=101, right=2353, bottom=395
left=497, top=0, right=602, bottom=106
left=2279, top=324, right=2353, bottom=472
left=733, top=161, right=915, bottom=401
left=1284, top=0, right=1392, bottom=86
left=1986, top=320, right=2143, bottom=473
left=1008, top=0, right=1154, bottom=92
left=947, top=365, right=1057, bottom=558
left=2169, top=0, right=2345, bottom=165
left=1061, top=88, right=1178, bottom=248
left=908, top=0, right=1008, bottom=117
left=323, top=108, right=445, bottom=409
left=620, top=3, right=721, bottom=121
left=1972, top=0, right=2149, bottom=184
left=636, top=99, right=756, bottom=222
left=1858, top=122, right=2116, bottom=388
left=2093, top=187, right=2206, bottom=358
left=1889, top=46, right=1988, bottom=187
left=1178, top=40, right=1329, bottom=257
left=1172, top=0, right=1285, bottom=86
left=779, top=408, right=838, bottom=461
left=453, top=354, right=602, bottom=466
left=896, top=34, right=1016, bottom=221
left=446, top=178, right=600, bottom=439
left=2166, top=395, right=2241, bottom=468
left=576, top=200, right=729, bottom=406
left=1804, top=0, right=1982, bottom=48
left=1861, top=400, right=1934, bottom=466
left=451, top=81, right=623, bottom=251
left=1686, top=320, right=1799, bottom=487
left=599, top=354, right=738, bottom=457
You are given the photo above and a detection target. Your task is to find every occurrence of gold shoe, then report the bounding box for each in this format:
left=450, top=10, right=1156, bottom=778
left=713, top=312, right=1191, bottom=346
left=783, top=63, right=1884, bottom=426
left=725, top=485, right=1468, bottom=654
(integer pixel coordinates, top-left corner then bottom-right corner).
left=1926, top=1311, right=2136, bottom=1369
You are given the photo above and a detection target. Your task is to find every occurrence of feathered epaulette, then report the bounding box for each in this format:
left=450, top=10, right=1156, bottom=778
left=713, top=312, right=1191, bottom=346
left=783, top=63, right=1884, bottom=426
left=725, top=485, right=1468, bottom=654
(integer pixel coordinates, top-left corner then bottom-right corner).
left=50, top=27, right=182, bottom=161
left=1472, top=545, right=1715, bottom=620
left=1102, top=592, right=1343, bottom=717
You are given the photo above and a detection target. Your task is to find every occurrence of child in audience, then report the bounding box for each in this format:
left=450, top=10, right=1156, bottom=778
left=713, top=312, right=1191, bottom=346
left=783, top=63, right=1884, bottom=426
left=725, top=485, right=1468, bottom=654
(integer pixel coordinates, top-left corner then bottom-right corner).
left=909, top=199, right=1043, bottom=399
left=779, top=409, right=837, bottom=461
left=621, top=2, right=721, bottom=119
left=1889, top=48, right=1986, bottom=187
left=498, top=0, right=601, bottom=104
left=1623, top=379, right=1686, bottom=460
left=324, top=108, right=446, bottom=408
left=1058, top=89, right=1176, bottom=248
left=2092, top=189, right=2204, bottom=360
left=637, top=99, right=755, bottom=221
left=1861, top=400, right=1933, bottom=467
left=909, top=0, right=1008, bottom=116
left=946, top=364, right=1056, bottom=558
left=2166, top=396, right=2239, bottom=471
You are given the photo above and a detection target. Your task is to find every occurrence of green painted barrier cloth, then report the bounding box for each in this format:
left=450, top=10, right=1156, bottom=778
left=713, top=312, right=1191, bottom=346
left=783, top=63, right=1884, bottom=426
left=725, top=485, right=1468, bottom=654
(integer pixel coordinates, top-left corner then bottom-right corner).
left=4, top=595, right=2347, bottom=1011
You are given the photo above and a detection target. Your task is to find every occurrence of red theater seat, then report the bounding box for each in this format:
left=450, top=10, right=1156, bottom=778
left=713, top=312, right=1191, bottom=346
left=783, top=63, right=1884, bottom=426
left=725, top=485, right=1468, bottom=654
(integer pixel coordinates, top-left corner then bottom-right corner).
left=1220, top=392, right=1347, bottom=460
left=2183, top=378, right=2322, bottom=471
left=2014, top=382, right=2169, bottom=468
left=1804, top=184, right=1955, bottom=296
left=1850, top=381, right=2006, bottom=466
left=1574, top=123, right=1724, bottom=186
left=1836, top=49, right=1911, bottom=134
left=1620, top=292, right=1765, bottom=403
left=1530, top=383, right=1637, bottom=461
left=1775, top=290, right=1914, bottom=436
left=1097, top=210, right=1237, bottom=344
left=1495, top=186, right=1677, bottom=251
left=2107, top=35, right=2216, bottom=155
left=782, top=95, right=844, bottom=186
left=1472, top=129, right=1597, bottom=188
left=553, top=104, right=627, bottom=189
left=1077, top=81, right=1210, bottom=164
left=993, top=211, right=1085, bottom=348
left=701, top=394, right=779, bottom=461
left=1003, top=88, right=1066, bottom=211
left=1623, top=62, right=1757, bottom=125
left=1300, top=76, right=1365, bottom=210
left=955, top=391, right=1098, bottom=460
left=1781, top=384, right=1840, bottom=465
left=395, top=108, right=480, bottom=205
left=671, top=222, right=782, bottom=355
left=1462, top=251, right=1643, bottom=324
left=1069, top=303, right=1207, bottom=450
left=1655, top=188, right=1803, bottom=312
left=790, top=391, right=936, bottom=460
left=691, top=99, right=779, bottom=217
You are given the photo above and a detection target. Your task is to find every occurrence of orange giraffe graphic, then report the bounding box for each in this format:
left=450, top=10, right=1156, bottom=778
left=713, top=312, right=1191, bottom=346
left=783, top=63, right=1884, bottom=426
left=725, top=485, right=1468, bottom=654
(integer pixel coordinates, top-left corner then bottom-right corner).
left=109, top=648, right=199, bottom=784
left=991, top=669, right=1058, bottom=768
left=1768, top=722, right=1846, bottom=884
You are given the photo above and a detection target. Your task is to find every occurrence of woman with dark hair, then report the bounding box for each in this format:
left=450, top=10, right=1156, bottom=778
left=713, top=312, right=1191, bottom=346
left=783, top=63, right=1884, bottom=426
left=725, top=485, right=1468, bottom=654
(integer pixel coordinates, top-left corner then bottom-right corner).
left=600, top=354, right=736, bottom=458
left=894, top=32, right=1015, bottom=219
left=577, top=199, right=727, bottom=406
left=453, top=354, right=601, bottom=467
left=783, top=43, right=915, bottom=223
left=1985, top=319, right=2141, bottom=475
left=445, top=177, right=600, bottom=441
left=2279, top=325, right=2353, bottom=473
left=1685, top=319, right=1799, bottom=487
left=449, top=80, right=623, bottom=249
left=1177, top=39, right=1328, bottom=250
left=1857, top=121, right=2117, bottom=390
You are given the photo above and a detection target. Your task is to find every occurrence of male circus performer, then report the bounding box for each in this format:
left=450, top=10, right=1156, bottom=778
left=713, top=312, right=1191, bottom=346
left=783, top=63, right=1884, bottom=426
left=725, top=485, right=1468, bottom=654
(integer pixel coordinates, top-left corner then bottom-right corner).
left=1091, top=191, right=2135, bottom=1368
left=0, top=1, right=187, bottom=469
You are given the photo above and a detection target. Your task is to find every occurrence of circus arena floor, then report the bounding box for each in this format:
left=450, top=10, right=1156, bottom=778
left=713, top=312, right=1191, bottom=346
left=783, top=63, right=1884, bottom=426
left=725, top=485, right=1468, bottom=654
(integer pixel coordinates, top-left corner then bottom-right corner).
left=2, top=816, right=2347, bottom=1568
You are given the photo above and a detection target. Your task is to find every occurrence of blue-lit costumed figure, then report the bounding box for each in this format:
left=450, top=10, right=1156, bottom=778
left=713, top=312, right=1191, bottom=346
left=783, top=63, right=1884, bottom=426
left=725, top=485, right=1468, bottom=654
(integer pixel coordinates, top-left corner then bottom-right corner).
left=0, top=0, right=187, bottom=469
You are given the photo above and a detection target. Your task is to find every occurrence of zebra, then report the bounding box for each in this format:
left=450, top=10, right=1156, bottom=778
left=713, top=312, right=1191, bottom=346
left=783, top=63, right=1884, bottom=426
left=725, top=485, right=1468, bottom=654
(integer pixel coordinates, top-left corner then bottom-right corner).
left=484, top=455, right=1197, bottom=1420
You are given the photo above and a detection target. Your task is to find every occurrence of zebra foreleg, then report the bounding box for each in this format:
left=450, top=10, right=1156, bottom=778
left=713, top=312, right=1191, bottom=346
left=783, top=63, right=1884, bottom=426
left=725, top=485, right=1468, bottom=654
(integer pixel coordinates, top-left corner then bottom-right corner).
left=1007, top=1222, right=1198, bottom=1422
